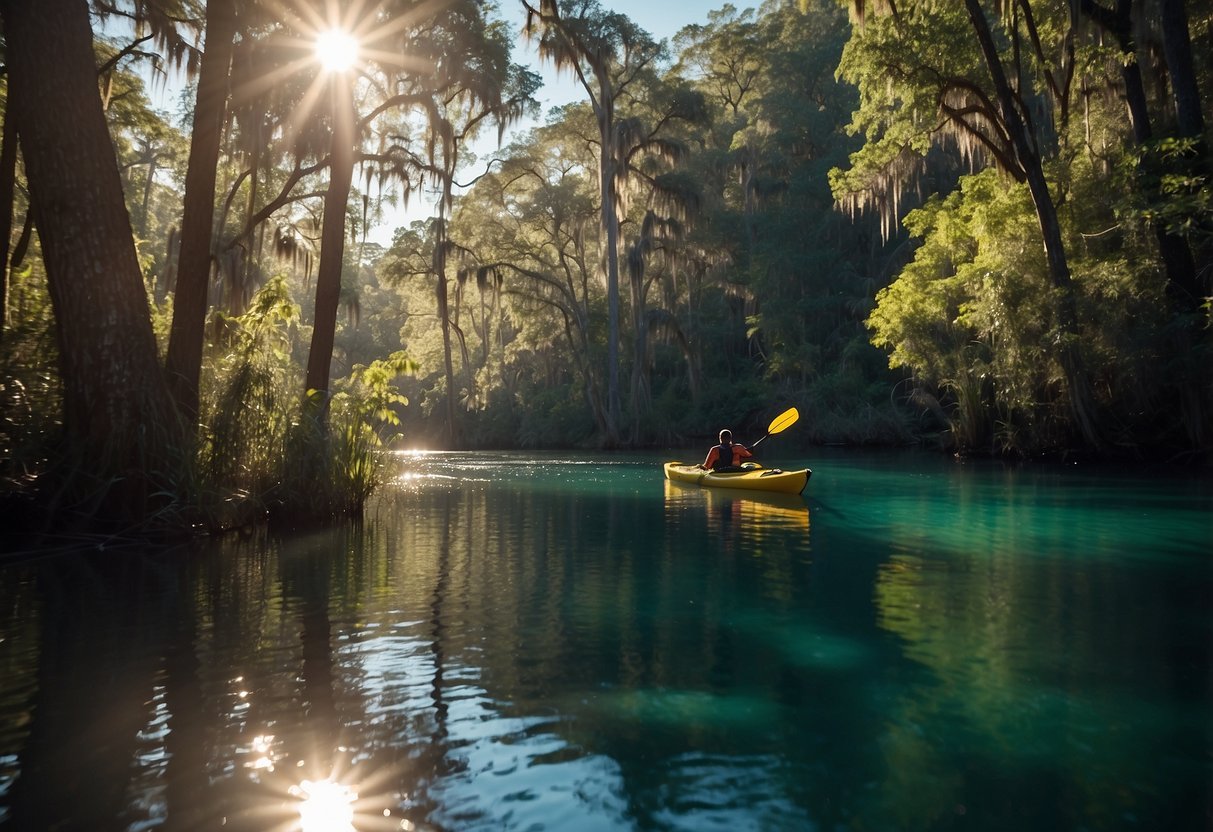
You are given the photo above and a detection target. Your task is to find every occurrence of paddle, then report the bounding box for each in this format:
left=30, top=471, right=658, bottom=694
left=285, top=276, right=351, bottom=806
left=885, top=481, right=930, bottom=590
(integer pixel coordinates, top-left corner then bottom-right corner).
left=750, top=406, right=799, bottom=450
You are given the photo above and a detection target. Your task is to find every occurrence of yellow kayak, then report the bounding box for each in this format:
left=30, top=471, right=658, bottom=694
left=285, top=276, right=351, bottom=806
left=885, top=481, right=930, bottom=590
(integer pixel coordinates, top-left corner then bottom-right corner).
left=663, top=461, right=811, bottom=495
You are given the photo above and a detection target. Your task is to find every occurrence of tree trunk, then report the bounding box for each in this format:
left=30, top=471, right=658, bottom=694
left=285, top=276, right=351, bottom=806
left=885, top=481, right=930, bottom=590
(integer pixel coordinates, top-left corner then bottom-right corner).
left=1158, top=0, right=1210, bottom=449
left=304, top=82, right=356, bottom=404
left=1, top=0, right=179, bottom=521
left=434, top=206, right=460, bottom=448
left=1081, top=0, right=1201, bottom=313
left=0, top=89, right=17, bottom=340
left=629, top=260, right=649, bottom=442
left=139, top=149, right=157, bottom=239
left=599, top=130, right=623, bottom=446
left=231, top=154, right=259, bottom=316
left=565, top=312, right=609, bottom=438
left=164, top=0, right=237, bottom=423
left=1159, top=0, right=1204, bottom=140
left=965, top=0, right=1102, bottom=449
left=1158, top=0, right=1208, bottom=307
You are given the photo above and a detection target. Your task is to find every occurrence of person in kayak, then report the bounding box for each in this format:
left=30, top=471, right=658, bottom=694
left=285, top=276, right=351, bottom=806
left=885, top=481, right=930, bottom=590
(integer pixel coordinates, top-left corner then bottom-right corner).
left=701, top=429, right=753, bottom=472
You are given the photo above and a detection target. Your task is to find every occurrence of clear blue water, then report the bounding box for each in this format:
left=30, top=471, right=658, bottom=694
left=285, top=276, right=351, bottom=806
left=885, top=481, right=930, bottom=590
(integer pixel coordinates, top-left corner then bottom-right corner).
left=0, top=449, right=1210, bottom=830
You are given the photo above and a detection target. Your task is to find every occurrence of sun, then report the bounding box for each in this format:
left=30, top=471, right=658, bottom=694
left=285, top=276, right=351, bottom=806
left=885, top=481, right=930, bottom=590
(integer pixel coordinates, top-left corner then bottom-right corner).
left=315, top=28, right=359, bottom=73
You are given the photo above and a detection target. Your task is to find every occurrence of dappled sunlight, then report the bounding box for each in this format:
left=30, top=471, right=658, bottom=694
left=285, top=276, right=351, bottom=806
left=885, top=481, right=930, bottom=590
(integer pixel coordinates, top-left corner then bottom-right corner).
left=244, top=734, right=281, bottom=773
left=386, top=450, right=655, bottom=493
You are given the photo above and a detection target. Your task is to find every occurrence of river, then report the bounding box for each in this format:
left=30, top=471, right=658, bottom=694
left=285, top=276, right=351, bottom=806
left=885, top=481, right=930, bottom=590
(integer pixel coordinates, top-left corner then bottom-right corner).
left=1, top=449, right=1210, bottom=830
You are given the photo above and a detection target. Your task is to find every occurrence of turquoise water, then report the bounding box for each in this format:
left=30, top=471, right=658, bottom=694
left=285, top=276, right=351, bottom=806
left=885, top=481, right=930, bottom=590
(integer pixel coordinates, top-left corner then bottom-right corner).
left=0, top=450, right=1209, bottom=830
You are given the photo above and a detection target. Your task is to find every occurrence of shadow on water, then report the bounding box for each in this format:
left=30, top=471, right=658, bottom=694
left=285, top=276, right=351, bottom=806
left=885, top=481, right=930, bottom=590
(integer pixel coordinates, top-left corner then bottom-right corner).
left=4, top=551, right=171, bottom=830
left=0, top=449, right=1209, bottom=831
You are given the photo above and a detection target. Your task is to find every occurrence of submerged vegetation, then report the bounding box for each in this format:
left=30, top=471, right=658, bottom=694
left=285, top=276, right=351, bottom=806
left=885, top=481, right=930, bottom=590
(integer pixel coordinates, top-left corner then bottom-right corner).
left=0, top=0, right=1209, bottom=531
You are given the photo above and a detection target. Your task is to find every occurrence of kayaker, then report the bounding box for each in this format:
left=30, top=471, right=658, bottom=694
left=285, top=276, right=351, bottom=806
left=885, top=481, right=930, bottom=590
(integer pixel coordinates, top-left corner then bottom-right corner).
left=701, top=429, right=753, bottom=472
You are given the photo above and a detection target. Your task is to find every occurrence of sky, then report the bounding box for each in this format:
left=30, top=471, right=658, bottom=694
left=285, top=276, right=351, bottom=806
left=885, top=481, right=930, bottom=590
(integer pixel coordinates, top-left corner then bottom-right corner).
left=521, top=1, right=711, bottom=111
left=601, top=0, right=710, bottom=39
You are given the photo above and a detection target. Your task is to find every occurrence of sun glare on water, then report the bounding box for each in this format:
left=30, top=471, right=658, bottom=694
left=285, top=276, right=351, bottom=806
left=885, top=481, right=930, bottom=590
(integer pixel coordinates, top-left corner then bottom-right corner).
left=291, top=778, right=357, bottom=831
left=315, top=28, right=359, bottom=73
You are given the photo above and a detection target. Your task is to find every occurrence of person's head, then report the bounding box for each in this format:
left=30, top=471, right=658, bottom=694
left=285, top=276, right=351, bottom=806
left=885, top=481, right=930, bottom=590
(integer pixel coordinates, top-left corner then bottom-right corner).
left=719, top=429, right=732, bottom=443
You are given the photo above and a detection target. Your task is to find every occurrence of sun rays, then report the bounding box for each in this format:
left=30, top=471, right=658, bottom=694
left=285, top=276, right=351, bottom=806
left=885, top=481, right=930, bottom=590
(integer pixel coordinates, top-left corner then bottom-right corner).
left=292, top=777, right=358, bottom=830
left=229, top=0, right=448, bottom=153
left=234, top=739, right=412, bottom=832
left=315, top=28, right=360, bottom=73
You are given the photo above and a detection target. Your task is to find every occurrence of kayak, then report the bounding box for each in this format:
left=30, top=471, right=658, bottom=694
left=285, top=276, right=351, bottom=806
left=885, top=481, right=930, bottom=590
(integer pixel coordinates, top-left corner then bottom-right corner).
left=663, top=461, right=811, bottom=495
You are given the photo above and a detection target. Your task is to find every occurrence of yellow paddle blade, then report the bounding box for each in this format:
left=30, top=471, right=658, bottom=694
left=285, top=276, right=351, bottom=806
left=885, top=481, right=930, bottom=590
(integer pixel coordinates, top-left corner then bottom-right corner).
left=767, top=407, right=799, bottom=435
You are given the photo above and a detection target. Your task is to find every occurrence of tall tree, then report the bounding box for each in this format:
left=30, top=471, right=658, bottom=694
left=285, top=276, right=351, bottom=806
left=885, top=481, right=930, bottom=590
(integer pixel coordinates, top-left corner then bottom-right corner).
left=302, top=0, right=463, bottom=413
left=834, top=0, right=1104, bottom=448
left=164, top=0, right=238, bottom=423
left=420, top=11, right=538, bottom=447
left=304, top=69, right=357, bottom=404
left=1159, top=0, right=1205, bottom=142
left=1079, top=0, right=1199, bottom=311
left=0, top=81, right=17, bottom=341
left=0, top=0, right=178, bottom=520
left=1156, top=0, right=1210, bottom=305
left=616, top=80, right=706, bottom=439
left=654, top=0, right=906, bottom=446
left=522, top=0, right=665, bottom=446
left=444, top=114, right=613, bottom=438
left=962, top=0, right=1100, bottom=448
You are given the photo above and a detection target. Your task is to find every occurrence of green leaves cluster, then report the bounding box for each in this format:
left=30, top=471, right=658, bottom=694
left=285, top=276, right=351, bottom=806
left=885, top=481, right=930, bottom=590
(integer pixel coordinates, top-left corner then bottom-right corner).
left=868, top=171, right=1065, bottom=450
left=836, top=0, right=1212, bottom=455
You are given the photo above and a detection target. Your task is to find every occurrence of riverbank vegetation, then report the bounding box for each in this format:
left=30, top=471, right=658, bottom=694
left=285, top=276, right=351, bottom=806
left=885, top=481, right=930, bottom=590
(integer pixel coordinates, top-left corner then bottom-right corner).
left=0, top=0, right=1209, bottom=530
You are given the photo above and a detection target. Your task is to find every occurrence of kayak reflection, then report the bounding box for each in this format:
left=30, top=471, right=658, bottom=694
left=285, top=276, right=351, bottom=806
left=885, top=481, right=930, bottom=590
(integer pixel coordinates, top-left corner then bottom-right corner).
left=664, top=478, right=810, bottom=550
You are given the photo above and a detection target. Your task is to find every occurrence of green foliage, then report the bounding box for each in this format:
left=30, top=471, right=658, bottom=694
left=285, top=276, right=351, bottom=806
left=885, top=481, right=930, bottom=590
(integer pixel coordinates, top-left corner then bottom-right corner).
left=0, top=262, right=61, bottom=493
left=1133, top=137, right=1213, bottom=242
left=190, top=277, right=415, bottom=528
left=800, top=365, right=917, bottom=446
left=195, top=275, right=299, bottom=525
left=869, top=171, right=1067, bottom=452
left=830, top=0, right=1213, bottom=456
left=514, top=382, right=596, bottom=448
left=867, top=150, right=1209, bottom=456
left=340, top=351, right=416, bottom=428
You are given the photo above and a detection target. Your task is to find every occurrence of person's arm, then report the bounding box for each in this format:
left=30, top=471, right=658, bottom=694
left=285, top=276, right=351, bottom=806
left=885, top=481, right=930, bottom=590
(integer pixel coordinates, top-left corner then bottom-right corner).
left=702, top=447, right=719, bottom=469
left=736, top=444, right=753, bottom=461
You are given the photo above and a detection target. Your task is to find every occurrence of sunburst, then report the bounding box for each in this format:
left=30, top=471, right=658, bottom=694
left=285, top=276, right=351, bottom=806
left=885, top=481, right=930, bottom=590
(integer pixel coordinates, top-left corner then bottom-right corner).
left=233, top=739, right=412, bottom=832
left=230, top=0, right=447, bottom=151
left=315, top=28, right=360, bottom=73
